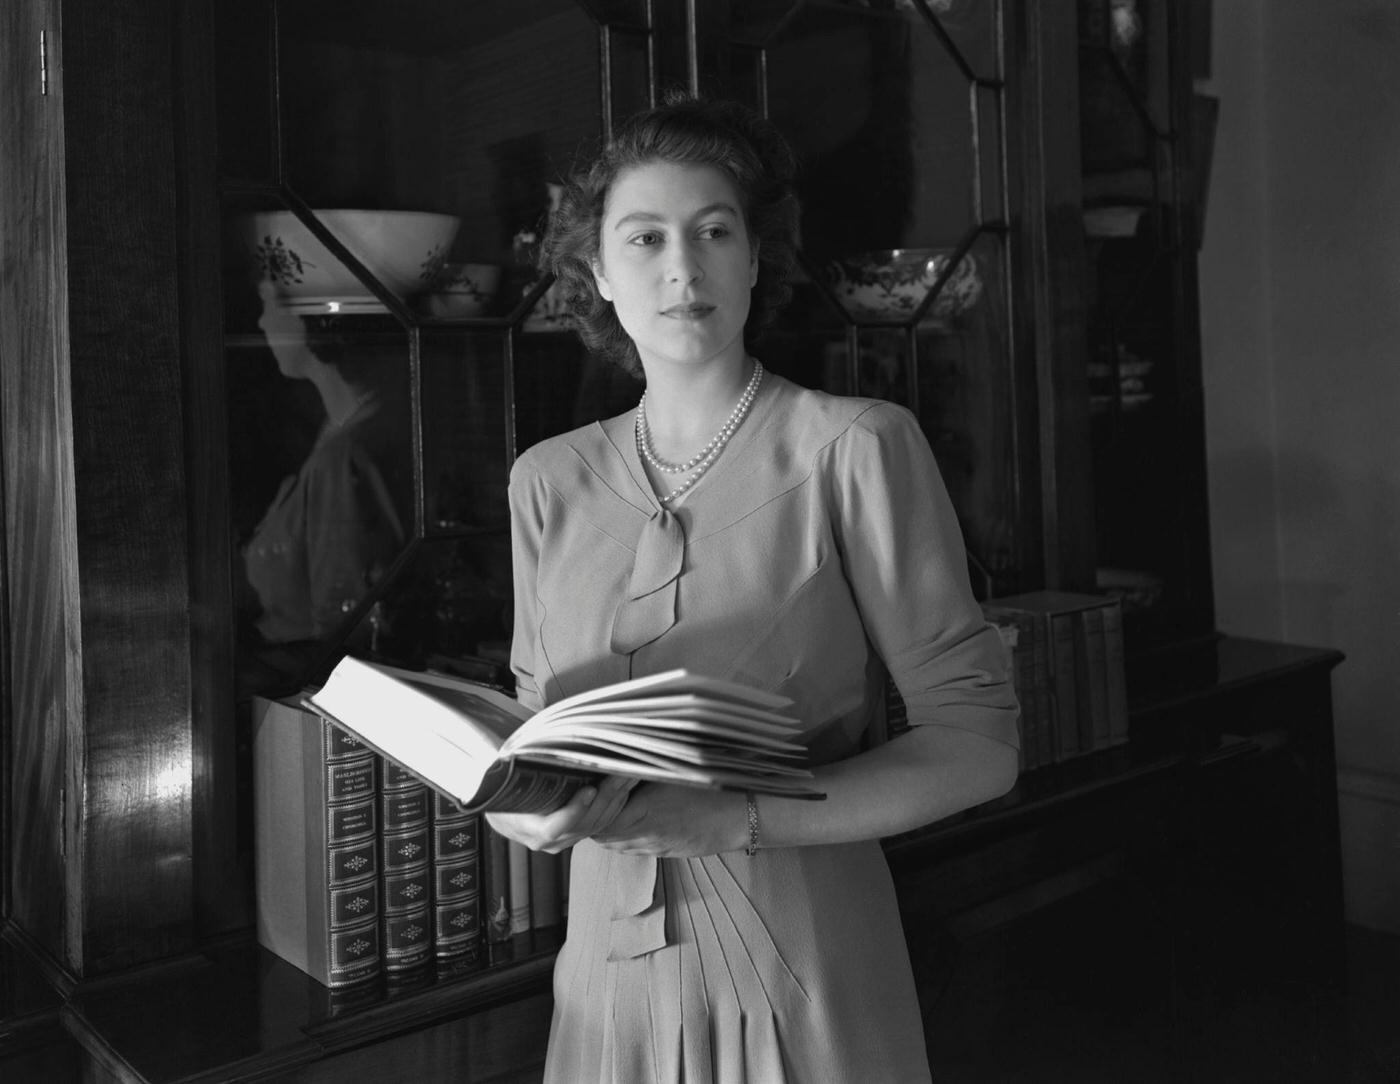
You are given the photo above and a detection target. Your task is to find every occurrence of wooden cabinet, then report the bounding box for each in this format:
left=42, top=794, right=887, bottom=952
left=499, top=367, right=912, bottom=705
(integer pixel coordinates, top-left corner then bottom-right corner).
left=0, top=1, right=1269, bottom=1080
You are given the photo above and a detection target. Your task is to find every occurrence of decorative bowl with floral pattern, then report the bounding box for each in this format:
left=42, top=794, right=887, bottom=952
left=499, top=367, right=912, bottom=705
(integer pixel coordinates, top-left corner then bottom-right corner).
left=240, top=209, right=461, bottom=314
left=825, top=247, right=983, bottom=323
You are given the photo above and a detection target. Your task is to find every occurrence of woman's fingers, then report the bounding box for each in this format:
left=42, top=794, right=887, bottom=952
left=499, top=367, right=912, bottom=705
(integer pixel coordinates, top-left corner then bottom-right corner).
left=486, top=776, right=640, bottom=853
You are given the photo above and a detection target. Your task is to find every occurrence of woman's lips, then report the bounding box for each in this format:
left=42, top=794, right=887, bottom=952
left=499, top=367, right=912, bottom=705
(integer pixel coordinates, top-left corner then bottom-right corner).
left=662, top=303, right=716, bottom=319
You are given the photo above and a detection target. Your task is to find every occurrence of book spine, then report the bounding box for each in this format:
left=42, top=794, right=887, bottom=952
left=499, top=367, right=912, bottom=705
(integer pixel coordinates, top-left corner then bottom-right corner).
left=1102, top=598, right=1130, bottom=745
left=379, top=762, right=433, bottom=975
left=560, top=847, right=571, bottom=921
left=529, top=849, right=562, bottom=932
left=508, top=840, right=532, bottom=936
left=432, top=792, right=482, bottom=967
left=1070, top=612, right=1095, bottom=754
left=1049, top=612, right=1080, bottom=760
left=316, top=718, right=381, bottom=986
left=1012, top=610, right=1055, bottom=768
left=1081, top=604, right=1111, bottom=752
left=1011, top=612, right=1045, bottom=770
left=481, top=824, right=513, bottom=945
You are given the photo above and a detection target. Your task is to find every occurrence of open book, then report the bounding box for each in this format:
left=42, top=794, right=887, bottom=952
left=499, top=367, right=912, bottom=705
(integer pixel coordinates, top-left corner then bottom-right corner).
left=303, top=656, right=826, bottom=814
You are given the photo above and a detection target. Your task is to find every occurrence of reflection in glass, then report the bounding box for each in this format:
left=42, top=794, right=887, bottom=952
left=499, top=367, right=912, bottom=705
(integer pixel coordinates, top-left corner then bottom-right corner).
left=759, top=2, right=980, bottom=263
left=234, top=293, right=412, bottom=697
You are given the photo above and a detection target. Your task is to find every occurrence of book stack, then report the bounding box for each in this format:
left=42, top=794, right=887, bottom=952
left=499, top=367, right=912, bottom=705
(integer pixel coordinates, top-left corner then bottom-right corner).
left=255, top=698, right=488, bottom=988
left=255, top=660, right=817, bottom=988
left=981, top=591, right=1129, bottom=770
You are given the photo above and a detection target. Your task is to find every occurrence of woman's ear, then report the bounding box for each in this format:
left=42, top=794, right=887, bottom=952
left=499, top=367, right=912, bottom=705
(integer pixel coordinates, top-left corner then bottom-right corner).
left=591, top=257, right=614, bottom=302
left=749, top=241, right=760, bottom=288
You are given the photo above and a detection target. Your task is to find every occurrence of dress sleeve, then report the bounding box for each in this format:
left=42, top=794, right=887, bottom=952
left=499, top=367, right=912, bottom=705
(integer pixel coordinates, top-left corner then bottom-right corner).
left=825, top=403, right=1019, bottom=749
left=507, top=456, right=548, bottom=714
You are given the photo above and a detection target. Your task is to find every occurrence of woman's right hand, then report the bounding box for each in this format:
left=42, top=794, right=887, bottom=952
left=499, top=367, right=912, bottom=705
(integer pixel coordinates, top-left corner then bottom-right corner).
left=486, top=775, right=638, bottom=853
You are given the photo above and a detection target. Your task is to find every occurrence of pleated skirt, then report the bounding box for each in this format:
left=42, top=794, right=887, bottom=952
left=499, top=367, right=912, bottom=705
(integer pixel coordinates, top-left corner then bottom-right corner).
left=543, top=838, right=932, bottom=1084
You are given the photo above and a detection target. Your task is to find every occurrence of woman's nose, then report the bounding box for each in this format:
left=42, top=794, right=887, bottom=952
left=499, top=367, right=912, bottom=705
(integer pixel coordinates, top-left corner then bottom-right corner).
left=665, top=242, right=704, bottom=284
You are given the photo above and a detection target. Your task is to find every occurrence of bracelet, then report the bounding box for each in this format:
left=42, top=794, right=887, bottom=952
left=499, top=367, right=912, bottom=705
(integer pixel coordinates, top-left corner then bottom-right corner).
left=744, top=791, right=760, bottom=857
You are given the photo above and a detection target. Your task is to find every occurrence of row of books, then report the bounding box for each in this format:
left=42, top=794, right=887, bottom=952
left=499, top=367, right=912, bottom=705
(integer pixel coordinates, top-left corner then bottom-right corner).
left=981, top=590, right=1130, bottom=771
left=252, top=697, right=569, bottom=989
left=254, top=661, right=817, bottom=989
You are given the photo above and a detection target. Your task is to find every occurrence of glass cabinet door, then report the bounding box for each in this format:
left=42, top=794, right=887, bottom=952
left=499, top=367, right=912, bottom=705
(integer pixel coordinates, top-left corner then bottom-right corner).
left=704, top=0, right=1036, bottom=595
left=216, top=0, right=653, bottom=701
left=1078, top=0, right=1213, bottom=646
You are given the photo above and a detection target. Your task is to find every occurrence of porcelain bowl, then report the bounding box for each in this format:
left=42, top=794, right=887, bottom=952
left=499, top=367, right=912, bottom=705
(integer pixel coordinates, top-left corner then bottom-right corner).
left=826, top=247, right=983, bottom=322
left=239, top=209, right=461, bottom=309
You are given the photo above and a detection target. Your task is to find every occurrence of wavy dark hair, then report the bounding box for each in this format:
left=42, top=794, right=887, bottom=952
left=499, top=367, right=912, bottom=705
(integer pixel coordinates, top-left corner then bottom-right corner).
left=540, top=94, right=801, bottom=375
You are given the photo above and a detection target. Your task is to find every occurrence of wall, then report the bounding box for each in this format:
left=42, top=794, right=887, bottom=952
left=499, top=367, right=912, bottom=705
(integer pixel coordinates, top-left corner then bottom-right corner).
left=1199, top=0, right=1400, bottom=933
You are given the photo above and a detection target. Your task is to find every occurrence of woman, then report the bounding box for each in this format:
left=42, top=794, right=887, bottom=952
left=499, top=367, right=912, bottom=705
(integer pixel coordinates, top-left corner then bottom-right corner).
left=488, top=96, right=1019, bottom=1083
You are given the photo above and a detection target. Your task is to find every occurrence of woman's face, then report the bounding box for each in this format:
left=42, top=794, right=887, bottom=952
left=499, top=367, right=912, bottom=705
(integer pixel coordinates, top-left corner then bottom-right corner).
left=592, top=160, right=758, bottom=373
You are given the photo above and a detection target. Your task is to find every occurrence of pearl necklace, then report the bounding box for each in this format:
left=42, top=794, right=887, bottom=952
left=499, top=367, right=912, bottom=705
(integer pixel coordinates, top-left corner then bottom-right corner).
left=635, top=360, right=764, bottom=505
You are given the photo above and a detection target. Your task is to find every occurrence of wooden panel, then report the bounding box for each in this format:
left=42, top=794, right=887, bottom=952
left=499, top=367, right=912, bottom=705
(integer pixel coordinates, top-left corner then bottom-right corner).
left=1019, top=0, right=1097, bottom=591
left=178, top=0, right=251, bottom=937
left=282, top=994, right=552, bottom=1083
left=57, top=0, right=199, bottom=971
left=0, top=0, right=77, bottom=966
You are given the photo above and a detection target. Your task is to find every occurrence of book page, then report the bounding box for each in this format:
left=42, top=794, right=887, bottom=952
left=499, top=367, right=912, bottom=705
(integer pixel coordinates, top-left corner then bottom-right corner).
left=538, top=669, right=794, bottom=717
left=521, top=711, right=809, bottom=754
left=305, top=656, right=516, bottom=804
left=522, top=727, right=813, bottom=775
left=513, top=749, right=824, bottom=799
left=543, top=694, right=803, bottom=733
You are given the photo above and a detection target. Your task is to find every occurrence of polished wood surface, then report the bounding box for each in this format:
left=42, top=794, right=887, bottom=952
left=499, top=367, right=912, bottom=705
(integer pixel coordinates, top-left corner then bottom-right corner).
left=1018, top=1, right=1098, bottom=593
left=2, top=0, right=201, bottom=976
left=58, top=0, right=199, bottom=973
left=62, top=932, right=559, bottom=1083
left=178, top=0, right=254, bottom=939
left=1, top=0, right=75, bottom=966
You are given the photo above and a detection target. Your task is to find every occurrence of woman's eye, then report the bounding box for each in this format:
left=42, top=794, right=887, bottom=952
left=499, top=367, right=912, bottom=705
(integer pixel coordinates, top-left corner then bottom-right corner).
left=698, top=224, right=730, bottom=240
left=627, top=231, right=662, bottom=247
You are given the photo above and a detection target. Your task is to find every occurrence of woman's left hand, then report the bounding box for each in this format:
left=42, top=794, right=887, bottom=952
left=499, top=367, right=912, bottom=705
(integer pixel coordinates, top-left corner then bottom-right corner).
left=590, top=784, right=749, bottom=858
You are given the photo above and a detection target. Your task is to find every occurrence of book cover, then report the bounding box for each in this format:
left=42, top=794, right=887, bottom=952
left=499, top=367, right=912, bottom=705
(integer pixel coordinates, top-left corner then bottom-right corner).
left=304, top=656, right=824, bottom=814
left=985, top=591, right=1122, bottom=764
left=379, top=762, right=432, bottom=974
left=253, top=697, right=381, bottom=988
left=431, top=791, right=482, bottom=965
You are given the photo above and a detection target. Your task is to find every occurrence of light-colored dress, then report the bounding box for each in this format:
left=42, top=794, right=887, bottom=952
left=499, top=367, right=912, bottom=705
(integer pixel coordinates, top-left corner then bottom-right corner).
left=508, top=371, right=1018, bottom=1083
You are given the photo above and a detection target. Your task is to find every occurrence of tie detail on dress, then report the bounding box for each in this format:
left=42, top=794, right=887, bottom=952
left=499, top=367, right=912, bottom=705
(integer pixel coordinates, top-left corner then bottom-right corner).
left=606, top=852, right=669, bottom=960
left=610, top=506, right=686, bottom=655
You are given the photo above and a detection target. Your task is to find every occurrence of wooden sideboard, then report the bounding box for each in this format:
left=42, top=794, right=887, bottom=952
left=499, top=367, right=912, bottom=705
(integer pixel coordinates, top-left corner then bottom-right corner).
left=0, top=636, right=1345, bottom=1083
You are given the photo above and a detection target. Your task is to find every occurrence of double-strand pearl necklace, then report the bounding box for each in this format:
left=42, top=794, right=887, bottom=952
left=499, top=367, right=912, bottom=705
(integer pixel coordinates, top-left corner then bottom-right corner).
left=635, top=360, right=764, bottom=505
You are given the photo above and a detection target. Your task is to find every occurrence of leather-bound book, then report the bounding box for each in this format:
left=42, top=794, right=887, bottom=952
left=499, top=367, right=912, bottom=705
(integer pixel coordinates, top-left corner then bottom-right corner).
left=431, top=791, right=482, bottom=965
left=379, top=761, right=433, bottom=974
left=253, top=697, right=380, bottom=988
